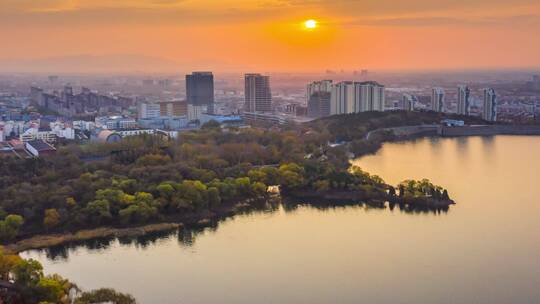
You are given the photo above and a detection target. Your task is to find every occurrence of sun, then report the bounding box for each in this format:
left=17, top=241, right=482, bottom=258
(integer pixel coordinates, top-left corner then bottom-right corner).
left=304, top=19, right=317, bottom=29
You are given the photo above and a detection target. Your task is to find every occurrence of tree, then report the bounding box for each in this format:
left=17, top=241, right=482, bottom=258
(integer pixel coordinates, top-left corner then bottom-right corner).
left=278, top=164, right=305, bottom=190
left=0, top=250, right=22, bottom=280
left=251, top=182, right=267, bottom=197
left=388, top=186, right=396, bottom=197
left=65, top=197, right=77, bottom=209
left=43, top=209, right=61, bottom=230
left=75, top=288, right=136, bottom=304
left=84, top=200, right=112, bottom=225
left=442, top=189, right=450, bottom=200
left=207, top=187, right=221, bottom=208
left=0, top=214, right=24, bottom=242
left=13, top=259, right=44, bottom=300
left=201, top=120, right=221, bottom=130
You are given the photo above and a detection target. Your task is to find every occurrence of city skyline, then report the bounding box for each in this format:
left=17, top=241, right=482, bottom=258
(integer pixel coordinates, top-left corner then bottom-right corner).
left=1, top=0, right=539, bottom=72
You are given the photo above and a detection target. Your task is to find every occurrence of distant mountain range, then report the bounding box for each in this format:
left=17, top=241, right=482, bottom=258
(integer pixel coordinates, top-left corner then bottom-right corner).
left=0, top=54, right=181, bottom=73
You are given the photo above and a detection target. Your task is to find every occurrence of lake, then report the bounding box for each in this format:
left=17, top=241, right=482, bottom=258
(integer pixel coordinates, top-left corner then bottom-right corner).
left=22, top=136, right=540, bottom=304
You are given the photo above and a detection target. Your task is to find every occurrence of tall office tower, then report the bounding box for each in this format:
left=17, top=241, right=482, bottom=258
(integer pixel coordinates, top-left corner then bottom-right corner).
left=186, top=72, right=214, bottom=118
left=308, top=91, right=331, bottom=118
left=431, top=87, right=445, bottom=112
left=331, top=81, right=355, bottom=115
left=244, top=74, right=272, bottom=113
left=402, top=94, right=415, bottom=111
left=457, top=85, right=471, bottom=115
left=483, top=88, right=497, bottom=122
left=138, top=102, right=161, bottom=120
left=307, top=80, right=333, bottom=103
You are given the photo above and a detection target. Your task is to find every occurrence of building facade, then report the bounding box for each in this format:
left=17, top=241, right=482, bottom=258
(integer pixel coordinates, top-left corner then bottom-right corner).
left=186, top=72, right=214, bottom=115
left=431, top=87, right=445, bottom=112
left=244, top=74, right=272, bottom=113
left=308, top=91, right=331, bottom=118
left=483, top=88, right=497, bottom=122
left=402, top=94, right=416, bottom=111
left=330, top=81, right=385, bottom=115
left=307, top=80, right=333, bottom=102
left=457, top=85, right=471, bottom=115
left=159, top=101, right=188, bottom=117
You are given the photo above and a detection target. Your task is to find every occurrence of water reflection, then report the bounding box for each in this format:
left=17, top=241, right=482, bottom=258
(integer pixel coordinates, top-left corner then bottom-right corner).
left=21, top=137, right=540, bottom=304
left=28, top=199, right=449, bottom=262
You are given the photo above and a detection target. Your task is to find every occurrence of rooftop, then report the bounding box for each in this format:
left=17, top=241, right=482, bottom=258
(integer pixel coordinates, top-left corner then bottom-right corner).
left=27, top=139, right=56, bottom=152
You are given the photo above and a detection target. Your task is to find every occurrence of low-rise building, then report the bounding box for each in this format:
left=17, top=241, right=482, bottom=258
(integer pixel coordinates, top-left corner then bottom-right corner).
left=25, top=139, right=56, bottom=157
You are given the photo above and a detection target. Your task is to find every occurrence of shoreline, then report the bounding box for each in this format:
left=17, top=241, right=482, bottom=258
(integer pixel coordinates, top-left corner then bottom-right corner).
left=3, top=199, right=266, bottom=255
left=9, top=124, right=525, bottom=255
left=351, top=124, right=540, bottom=159
left=3, top=222, right=182, bottom=255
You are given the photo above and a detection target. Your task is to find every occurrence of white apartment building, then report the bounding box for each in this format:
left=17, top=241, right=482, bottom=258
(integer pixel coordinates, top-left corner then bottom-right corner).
left=483, top=88, right=497, bottom=122
left=330, top=81, right=385, bottom=115
left=457, top=85, right=471, bottom=115
left=432, top=87, right=445, bottom=112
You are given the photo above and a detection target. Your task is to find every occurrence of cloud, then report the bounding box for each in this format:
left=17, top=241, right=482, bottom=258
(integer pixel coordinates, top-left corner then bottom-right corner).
left=0, top=0, right=539, bottom=28
left=347, top=14, right=540, bottom=27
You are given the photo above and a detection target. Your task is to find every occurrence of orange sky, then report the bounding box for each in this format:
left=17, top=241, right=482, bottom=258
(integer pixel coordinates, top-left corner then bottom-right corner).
left=1, top=0, right=539, bottom=72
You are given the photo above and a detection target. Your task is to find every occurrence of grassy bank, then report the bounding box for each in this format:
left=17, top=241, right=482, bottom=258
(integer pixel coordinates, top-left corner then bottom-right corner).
left=3, top=222, right=182, bottom=254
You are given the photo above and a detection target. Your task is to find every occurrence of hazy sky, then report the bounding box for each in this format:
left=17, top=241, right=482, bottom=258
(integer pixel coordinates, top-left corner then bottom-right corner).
left=1, top=0, right=539, bottom=72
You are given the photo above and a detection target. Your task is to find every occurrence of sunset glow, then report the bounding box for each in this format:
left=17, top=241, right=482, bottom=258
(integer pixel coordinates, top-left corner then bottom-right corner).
left=0, top=0, right=539, bottom=72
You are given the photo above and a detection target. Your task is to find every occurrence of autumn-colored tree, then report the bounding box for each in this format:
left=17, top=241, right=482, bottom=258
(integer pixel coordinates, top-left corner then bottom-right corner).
left=43, top=209, right=61, bottom=230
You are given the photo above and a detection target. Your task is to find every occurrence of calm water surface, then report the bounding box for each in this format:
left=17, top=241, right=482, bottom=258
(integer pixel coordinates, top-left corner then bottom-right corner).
left=22, top=136, right=540, bottom=304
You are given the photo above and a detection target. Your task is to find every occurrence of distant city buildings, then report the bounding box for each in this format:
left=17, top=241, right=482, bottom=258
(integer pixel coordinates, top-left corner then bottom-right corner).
left=402, top=94, right=417, bottom=111
left=17, top=120, right=75, bottom=143
left=137, top=102, right=161, bottom=120
left=159, top=100, right=187, bottom=117
left=483, top=88, right=498, bottom=122
left=457, top=85, right=471, bottom=115
left=431, top=87, right=445, bottom=112
left=533, top=75, right=540, bottom=88
left=96, top=116, right=138, bottom=130
left=244, top=73, right=272, bottom=113
left=186, top=72, right=214, bottom=119
left=30, top=86, right=133, bottom=117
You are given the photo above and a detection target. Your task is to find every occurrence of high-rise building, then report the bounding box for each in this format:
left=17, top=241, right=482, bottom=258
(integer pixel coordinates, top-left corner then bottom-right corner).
left=431, top=87, right=445, bottom=112
left=138, top=102, right=161, bottom=120
left=244, top=74, right=272, bottom=113
left=483, top=88, right=497, bottom=122
left=186, top=72, right=214, bottom=117
left=402, top=94, right=416, bottom=111
left=355, top=81, right=385, bottom=112
left=307, top=80, right=333, bottom=102
left=308, top=91, right=331, bottom=118
left=331, top=82, right=354, bottom=115
left=457, top=85, right=471, bottom=115
left=330, top=81, right=385, bottom=115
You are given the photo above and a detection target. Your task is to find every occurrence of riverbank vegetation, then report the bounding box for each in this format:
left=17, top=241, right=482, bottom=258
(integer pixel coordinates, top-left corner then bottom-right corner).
left=307, top=110, right=488, bottom=157
left=0, top=249, right=136, bottom=303
left=0, top=111, right=455, bottom=245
